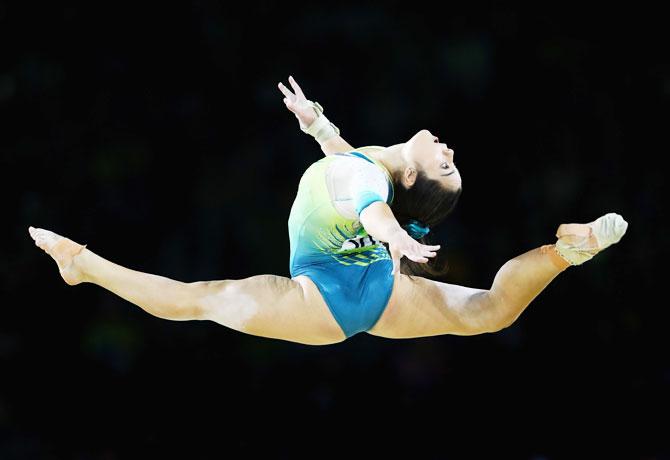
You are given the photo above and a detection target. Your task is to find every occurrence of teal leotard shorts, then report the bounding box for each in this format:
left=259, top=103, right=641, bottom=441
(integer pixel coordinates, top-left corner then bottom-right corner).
left=288, top=149, right=395, bottom=338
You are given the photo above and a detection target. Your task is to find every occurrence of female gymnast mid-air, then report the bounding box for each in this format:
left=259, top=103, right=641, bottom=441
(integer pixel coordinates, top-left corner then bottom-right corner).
left=28, top=75, right=629, bottom=345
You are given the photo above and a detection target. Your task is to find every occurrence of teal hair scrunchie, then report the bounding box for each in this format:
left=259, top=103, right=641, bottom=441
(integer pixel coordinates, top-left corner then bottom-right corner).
left=403, top=219, right=430, bottom=239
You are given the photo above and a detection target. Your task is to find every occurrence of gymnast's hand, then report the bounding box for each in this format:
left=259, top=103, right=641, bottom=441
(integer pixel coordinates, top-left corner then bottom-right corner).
left=277, top=75, right=318, bottom=130
left=387, top=229, right=440, bottom=275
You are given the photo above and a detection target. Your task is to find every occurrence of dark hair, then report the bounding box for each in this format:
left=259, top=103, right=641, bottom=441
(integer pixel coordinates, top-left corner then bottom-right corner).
left=384, top=169, right=462, bottom=280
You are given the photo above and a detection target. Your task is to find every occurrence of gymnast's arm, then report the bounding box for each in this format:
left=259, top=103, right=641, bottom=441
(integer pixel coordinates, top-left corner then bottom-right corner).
left=360, top=201, right=440, bottom=273
left=276, top=76, right=356, bottom=156
left=317, top=133, right=355, bottom=156
left=352, top=165, right=406, bottom=244
left=359, top=201, right=405, bottom=244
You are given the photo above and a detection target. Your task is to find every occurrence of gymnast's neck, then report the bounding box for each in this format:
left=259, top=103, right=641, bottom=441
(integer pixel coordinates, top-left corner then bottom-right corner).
left=361, top=143, right=405, bottom=183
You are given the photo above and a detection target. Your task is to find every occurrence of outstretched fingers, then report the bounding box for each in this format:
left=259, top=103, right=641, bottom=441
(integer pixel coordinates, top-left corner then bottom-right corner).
left=288, top=75, right=305, bottom=98
left=408, top=244, right=440, bottom=263
left=389, top=234, right=441, bottom=271
left=277, top=80, right=296, bottom=104
left=421, top=243, right=440, bottom=259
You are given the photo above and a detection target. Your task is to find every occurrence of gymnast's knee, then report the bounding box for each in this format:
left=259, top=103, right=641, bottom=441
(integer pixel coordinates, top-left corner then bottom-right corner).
left=188, top=279, right=263, bottom=327
left=487, top=315, right=518, bottom=333
left=184, top=280, right=232, bottom=321
left=467, top=290, right=518, bottom=334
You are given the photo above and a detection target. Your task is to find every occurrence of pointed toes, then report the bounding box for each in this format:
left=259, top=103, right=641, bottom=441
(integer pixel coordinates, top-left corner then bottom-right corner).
left=613, top=215, right=629, bottom=242
left=615, top=214, right=628, bottom=231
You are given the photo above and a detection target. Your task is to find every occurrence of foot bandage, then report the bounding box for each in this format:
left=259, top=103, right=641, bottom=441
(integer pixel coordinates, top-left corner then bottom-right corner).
left=554, top=212, right=628, bottom=266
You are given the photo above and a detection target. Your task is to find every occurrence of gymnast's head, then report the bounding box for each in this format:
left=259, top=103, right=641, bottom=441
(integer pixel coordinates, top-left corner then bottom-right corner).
left=390, top=129, right=462, bottom=227
left=399, top=129, right=461, bottom=192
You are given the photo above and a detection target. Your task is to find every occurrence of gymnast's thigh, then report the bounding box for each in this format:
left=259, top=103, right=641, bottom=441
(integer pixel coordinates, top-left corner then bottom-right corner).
left=366, top=273, right=491, bottom=338
left=197, top=274, right=346, bottom=345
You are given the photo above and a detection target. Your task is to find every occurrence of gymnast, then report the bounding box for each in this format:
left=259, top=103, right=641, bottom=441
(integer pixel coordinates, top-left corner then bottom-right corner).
left=28, top=75, right=628, bottom=345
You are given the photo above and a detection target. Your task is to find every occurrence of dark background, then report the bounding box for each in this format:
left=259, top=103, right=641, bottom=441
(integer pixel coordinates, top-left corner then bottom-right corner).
left=2, top=2, right=668, bottom=458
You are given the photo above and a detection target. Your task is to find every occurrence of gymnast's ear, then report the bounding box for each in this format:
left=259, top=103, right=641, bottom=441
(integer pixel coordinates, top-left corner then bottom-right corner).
left=402, top=167, right=418, bottom=189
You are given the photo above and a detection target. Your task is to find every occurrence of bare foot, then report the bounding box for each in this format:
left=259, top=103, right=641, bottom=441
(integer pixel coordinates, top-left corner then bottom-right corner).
left=28, top=226, right=87, bottom=285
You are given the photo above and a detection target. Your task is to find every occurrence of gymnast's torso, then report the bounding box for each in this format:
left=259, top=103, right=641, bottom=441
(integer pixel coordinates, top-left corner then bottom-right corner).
left=287, top=146, right=397, bottom=338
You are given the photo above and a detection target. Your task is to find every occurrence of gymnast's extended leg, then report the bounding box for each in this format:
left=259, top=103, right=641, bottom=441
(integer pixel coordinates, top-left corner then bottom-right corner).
left=368, top=214, right=628, bottom=338
left=28, top=227, right=346, bottom=345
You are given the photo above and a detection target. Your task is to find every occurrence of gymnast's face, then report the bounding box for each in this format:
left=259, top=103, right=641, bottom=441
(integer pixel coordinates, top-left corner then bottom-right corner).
left=401, top=129, right=461, bottom=192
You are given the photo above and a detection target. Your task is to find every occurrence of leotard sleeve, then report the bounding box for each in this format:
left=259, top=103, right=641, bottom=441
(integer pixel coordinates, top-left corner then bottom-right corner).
left=349, top=161, right=390, bottom=218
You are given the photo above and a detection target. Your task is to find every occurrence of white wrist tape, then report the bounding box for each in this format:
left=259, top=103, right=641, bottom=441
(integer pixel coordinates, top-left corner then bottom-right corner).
left=300, top=100, right=341, bottom=143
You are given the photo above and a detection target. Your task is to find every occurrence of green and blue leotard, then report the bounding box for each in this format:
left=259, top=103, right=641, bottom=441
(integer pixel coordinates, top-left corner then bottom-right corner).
left=288, top=147, right=395, bottom=338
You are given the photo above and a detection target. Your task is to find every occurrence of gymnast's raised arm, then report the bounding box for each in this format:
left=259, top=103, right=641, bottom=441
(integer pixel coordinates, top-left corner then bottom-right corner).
left=277, top=75, right=354, bottom=156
